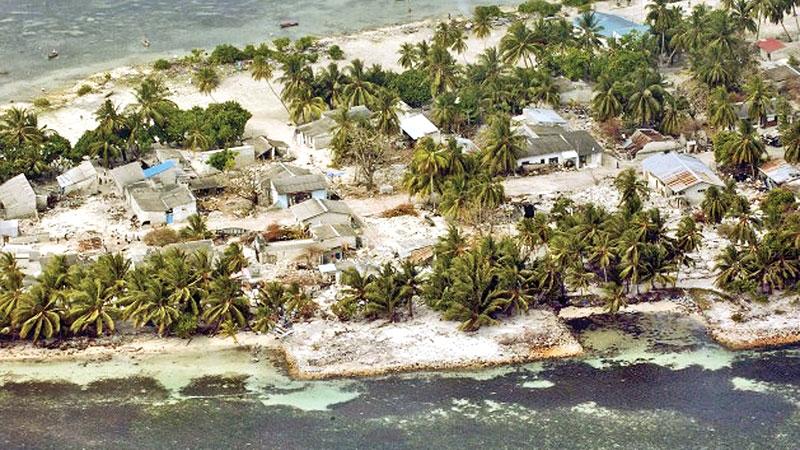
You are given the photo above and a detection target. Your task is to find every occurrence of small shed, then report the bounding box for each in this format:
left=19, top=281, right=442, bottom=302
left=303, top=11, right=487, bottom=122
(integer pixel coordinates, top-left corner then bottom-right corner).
left=270, top=174, right=328, bottom=209
left=758, top=158, right=800, bottom=190
left=128, top=182, right=197, bottom=226
left=0, top=174, right=37, bottom=219
left=400, top=113, right=440, bottom=142
left=109, top=162, right=146, bottom=193
left=57, top=161, right=98, bottom=194
left=642, top=152, right=724, bottom=204
left=290, top=198, right=356, bottom=227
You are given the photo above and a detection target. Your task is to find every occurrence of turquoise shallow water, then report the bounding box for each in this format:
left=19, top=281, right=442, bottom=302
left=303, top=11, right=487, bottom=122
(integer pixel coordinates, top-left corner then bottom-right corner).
left=0, top=0, right=518, bottom=102
left=2, top=311, right=800, bottom=449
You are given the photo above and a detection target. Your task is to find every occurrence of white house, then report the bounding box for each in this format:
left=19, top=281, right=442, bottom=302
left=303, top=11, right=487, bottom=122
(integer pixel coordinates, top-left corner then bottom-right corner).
left=295, top=106, right=373, bottom=150
left=57, top=161, right=98, bottom=194
left=109, top=162, right=146, bottom=194
left=642, top=152, right=724, bottom=204
left=516, top=129, right=603, bottom=169
left=399, top=113, right=441, bottom=143
left=290, top=198, right=356, bottom=227
left=0, top=174, right=37, bottom=219
left=270, top=174, right=328, bottom=209
left=127, top=182, right=197, bottom=226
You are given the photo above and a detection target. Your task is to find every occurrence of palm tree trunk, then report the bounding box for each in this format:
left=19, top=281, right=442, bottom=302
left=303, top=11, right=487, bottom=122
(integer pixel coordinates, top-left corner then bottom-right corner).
left=268, top=81, right=290, bottom=115
left=781, top=20, right=794, bottom=41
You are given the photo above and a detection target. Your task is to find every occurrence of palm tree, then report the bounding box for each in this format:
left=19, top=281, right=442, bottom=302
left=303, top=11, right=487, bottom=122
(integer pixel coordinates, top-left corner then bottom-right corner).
left=613, top=168, right=649, bottom=214
left=398, top=43, right=418, bottom=69
left=288, top=88, right=327, bottom=124
left=316, top=63, right=347, bottom=108
left=765, top=0, right=793, bottom=41
left=404, top=137, right=448, bottom=205
left=517, top=214, right=551, bottom=255
left=714, top=245, right=746, bottom=289
left=675, top=216, right=702, bottom=255
left=88, top=136, right=121, bottom=168
left=68, top=279, right=117, bottom=337
left=278, top=54, right=313, bottom=102
left=601, top=282, right=627, bottom=314
left=364, top=264, right=404, bottom=322
left=0, top=107, right=45, bottom=146
left=94, top=100, right=125, bottom=136
left=13, top=286, right=62, bottom=342
left=728, top=211, right=762, bottom=246
left=449, top=23, right=468, bottom=63
left=701, top=186, right=728, bottom=223
left=426, top=44, right=459, bottom=96
left=530, top=71, right=560, bottom=108
left=251, top=55, right=289, bottom=114
left=431, top=92, right=463, bottom=133
left=724, top=121, right=766, bottom=178
left=627, top=70, right=666, bottom=126
left=646, top=0, right=676, bottom=56
left=575, top=11, right=603, bottom=50
left=0, top=252, right=25, bottom=322
left=341, top=59, right=376, bottom=107
left=729, top=0, right=757, bottom=35
left=124, top=282, right=181, bottom=336
left=472, top=7, right=493, bottom=41
left=397, top=260, right=421, bottom=318
left=480, top=114, right=525, bottom=176
left=500, top=22, right=537, bottom=67
left=185, top=118, right=211, bottom=151
left=372, top=89, right=400, bottom=135
left=193, top=66, right=221, bottom=100
left=744, top=76, right=776, bottom=127
left=589, top=234, right=616, bottom=282
left=132, top=76, right=176, bottom=130
left=202, top=276, right=249, bottom=331
left=660, top=95, right=688, bottom=136
left=592, top=79, right=623, bottom=122
left=707, top=87, right=738, bottom=130
left=782, top=120, right=800, bottom=163
left=442, top=249, right=508, bottom=331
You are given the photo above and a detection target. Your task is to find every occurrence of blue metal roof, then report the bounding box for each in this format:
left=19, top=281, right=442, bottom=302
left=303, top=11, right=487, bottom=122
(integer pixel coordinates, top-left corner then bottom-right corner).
left=143, top=160, right=176, bottom=178
left=575, top=12, right=649, bottom=39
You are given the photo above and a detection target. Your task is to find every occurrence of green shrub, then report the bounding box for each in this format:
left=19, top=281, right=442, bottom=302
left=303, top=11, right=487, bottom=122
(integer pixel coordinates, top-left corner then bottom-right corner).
left=172, top=313, right=199, bottom=338
left=33, top=97, right=51, bottom=108
left=730, top=312, right=745, bottom=322
left=389, top=69, right=432, bottom=108
left=562, top=0, right=593, bottom=8
left=519, top=0, right=562, bottom=16
left=208, top=149, right=236, bottom=171
left=273, top=37, right=291, bottom=52
left=327, top=44, right=345, bottom=60
left=210, top=44, right=245, bottom=64
left=153, top=58, right=172, bottom=70
left=77, top=84, right=93, bottom=96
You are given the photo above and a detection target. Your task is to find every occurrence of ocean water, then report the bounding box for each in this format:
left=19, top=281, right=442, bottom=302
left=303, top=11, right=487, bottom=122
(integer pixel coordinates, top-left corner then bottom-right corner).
left=0, top=0, right=518, bottom=102
left=2, top=311, right=800, bottom=449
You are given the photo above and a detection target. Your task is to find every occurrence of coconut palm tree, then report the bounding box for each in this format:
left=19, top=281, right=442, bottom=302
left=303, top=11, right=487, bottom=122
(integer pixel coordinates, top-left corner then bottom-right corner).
left=68, top=278, right=118, bottom=337
left=132, top=76, right=177, bottom=130
left=592, top=79, right=623, bottom=122
left=744, top=76, right=776, bottom=127
left=404, top=137, right=448, bottom=205
left=724, top=121, right=766, bottom=178
left=613, top=168, right=649, bottom=214
left=342, top=59, right=376, bottom=107
left=728, top=211, right=762, bottom=246
left=0, top=107, right=45, bottom=146
left=675, top=216, right=703, bottom=255
left=94, top=100, right=125, bottom=136
left=278, top=53, right=314, bottom=102
left=0, top=252, right=25, bottom=322
left=472, top=7, right=493, bottom=41
left=450, top=23, right=468, bottom=63
left=729, top=0, right=757, bottom=35
left=251, top=55, right=289, bottom=114
left=288, top=88, right=327, bottom=124
left=364, top=264, right=404, bottom=322
left=202, top=276, right=249, bottom=331
left=715, top=244, right=746, bottom=289
left=646, top=0, right=677, bottom=56
left=124, top=281, right=181, bottom=336
left=707, top=87, right=738, bottom=130
left=480, top=114, right=525, bottom=176
left=530, top=71, right=560, bottom=108
left=397, top=260, right=421, bottom=318
left=372, top=89, right=400, bottom=135
left=442, top=248, right=508, bottom=331
left=500, top=21, right=537, bottom=67
left=517, top=214, right=551, bottom=255
left=601, top=282, right=627, bottom=314
left=431, top=92, right=463, bottom=133
left=316, top=63, right=347, bottom=108
left=627, top=70, right=666, bottom=126
left=782, top=120, right=800, bottom=163
left=701, top=186, right=729, bottom=224
left=575, top=10, right=604, bottom=50
left=88, top=135, right=122, bottom=168
left=193, top=66, right=221, bottom=100
left=426, top=44, right=459, bottom=96
left=398, top=43, right=418, bottom=69
left=184, top=117, right=211, bottom=151
left=765, top=0, right=793, bottom=41
left=660, top=95, right=689, bottom=136
left=14, top=286, right=62, bottom=342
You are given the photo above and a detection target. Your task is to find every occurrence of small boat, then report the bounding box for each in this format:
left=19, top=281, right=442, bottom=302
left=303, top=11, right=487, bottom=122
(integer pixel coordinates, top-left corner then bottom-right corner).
left=48, top=49, right=59, bottom=60
left=280, top=20, right=299, bottom=29
left=142, top=38, right=150, bottom=48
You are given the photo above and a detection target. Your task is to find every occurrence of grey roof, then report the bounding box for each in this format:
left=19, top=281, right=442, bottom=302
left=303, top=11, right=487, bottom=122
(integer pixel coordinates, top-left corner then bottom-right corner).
left=310, top=223, right=359, bottom=240
left=155, top=148, right=186, bottom=164
left=519, top=130, right=603, bottom=158
left=57, top=161, right=97, bottom=188
left=642, top=152, right=724, bottom=192
left=296, top=117, right=335, bottom=139
left=759, top=158, right=800, bottom=185
left=0, top=174, right=36, bottom=219
left=110, top=162, right=145, bottom=190
left=129, top=183, right=195, bottom=212
left=521, top=107, right=567, bottom=126
left=399, top=113, right=439, bottom=140
left=290, top=199, right=353, bottom=222
left=271, top=174, right=328, bottom=195
left=189, top=174, right=226, bottom=191
left=264, top=162, right=312, bottom=181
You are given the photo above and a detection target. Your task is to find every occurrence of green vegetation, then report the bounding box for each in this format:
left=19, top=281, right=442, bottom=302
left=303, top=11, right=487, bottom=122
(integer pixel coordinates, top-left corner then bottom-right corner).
left=207, top=148, right=236, bottom=171
left=153, top=58, right=172, bottom=70
left=0, top=245, right=316, bottom=342
left=77, top=84, right=93, bottom=96
left=0, top=107, right=73, bottom=183
left=327, top=45, right=345, bottom=60
left=32, top=97, right=51, bottom=108
left=518, top=0, right=562, bottom=16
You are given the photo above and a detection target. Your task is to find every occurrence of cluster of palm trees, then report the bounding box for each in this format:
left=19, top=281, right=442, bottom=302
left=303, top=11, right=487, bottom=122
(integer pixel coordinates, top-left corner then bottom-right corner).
left=333, top=262, right=419, bottom=322
left=402, top=134, right=506, bottom=222
left=714, top=186, right=800, bottom=295
left=0, top=107, right=72, bottom=183
left=0, top=243, right=315, bottom=343
left=75, top=77, right=251, bottom=168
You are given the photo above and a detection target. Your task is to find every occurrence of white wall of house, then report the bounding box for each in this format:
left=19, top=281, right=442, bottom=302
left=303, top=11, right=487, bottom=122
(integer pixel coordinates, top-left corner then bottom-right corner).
left=130, top=200, right=167, bottom=226
left=171, top=201, right=197, bottom=223
left=644, top=171, right=712, bottom=204
left=62, top=177, right=98, bottom=195
left=518, top=151, right=579, bottom=168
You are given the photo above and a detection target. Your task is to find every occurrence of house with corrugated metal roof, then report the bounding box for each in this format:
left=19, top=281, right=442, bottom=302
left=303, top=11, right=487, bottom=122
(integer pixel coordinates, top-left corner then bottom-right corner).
left=641, top=152, right=724, bottom=204
left=270, top=173, right=328, bottom=209
left=516, top=127, right=604, bottom=169
left=127, top=181, right=197, bottom=226
left=758, top=158, right=800, bottom=190
left=57, top=161, right=98, bottom=194
left=290, top=198, right=356, bottom=227
left=399, top=112, right=441, bottom=143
